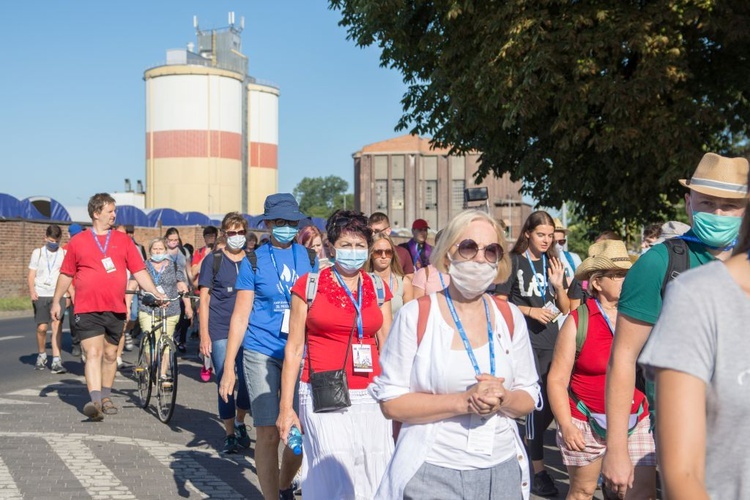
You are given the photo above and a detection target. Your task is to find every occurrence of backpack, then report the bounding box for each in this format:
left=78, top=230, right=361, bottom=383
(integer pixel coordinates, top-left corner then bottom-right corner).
left=208, top=245, right=317, bottom=292
left=660, top=238, right=690, bottom=298
left=305, top=271, right=386, bottom=308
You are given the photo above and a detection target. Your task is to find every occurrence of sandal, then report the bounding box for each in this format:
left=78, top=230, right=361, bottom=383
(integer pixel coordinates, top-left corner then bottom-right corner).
left=101, top=398, right=119, bottom=415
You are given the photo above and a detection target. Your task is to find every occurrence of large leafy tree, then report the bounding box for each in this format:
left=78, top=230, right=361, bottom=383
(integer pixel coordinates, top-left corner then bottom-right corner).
left=293, top=175, right=352, bottom=218
left=330, top=0, right=750, bottom=226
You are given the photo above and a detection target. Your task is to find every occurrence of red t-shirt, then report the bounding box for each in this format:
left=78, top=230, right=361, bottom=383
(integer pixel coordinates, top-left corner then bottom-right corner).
left=291, top=268, right=393, bottom=390
left=60, top=230, right=146, bottom=314
left=192, top=246, right=209, bottom=267
left=569, top=298, right=648, bottom=422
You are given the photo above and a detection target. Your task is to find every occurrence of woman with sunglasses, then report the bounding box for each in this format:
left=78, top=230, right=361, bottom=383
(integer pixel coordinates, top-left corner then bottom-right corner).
left=198, top=212, right=252, bottom=455
left=495, top=210, right=578, bottom=497
left=547, top=240, right=655, bottom=500
left=219, top=194, right=318, bottom=500
left=366, top=232, right=414, bottom=316
left=370, top=209, right=540, bottom=499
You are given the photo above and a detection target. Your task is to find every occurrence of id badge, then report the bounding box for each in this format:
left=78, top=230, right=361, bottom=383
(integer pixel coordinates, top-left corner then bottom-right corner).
left=352, top=344, right=373, bottom=373
left=467, top=413, right=497, bottom=455
left=43, top=278, right=52, bottom=286
left=544, top=300, right=562, bottom=322
left=156, top=285, right=165, bottom=295
left=280, top=309, right=290, bottom=335
left=101, top=257, right=116, bottom=273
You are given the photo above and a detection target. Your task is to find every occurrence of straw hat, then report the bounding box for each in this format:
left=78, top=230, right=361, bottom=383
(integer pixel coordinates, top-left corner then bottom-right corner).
left=679, top=153, right=749, bottom=199
left=575, top=240, right=632, bottom=281
left=552, top=217, right=567, bottom=233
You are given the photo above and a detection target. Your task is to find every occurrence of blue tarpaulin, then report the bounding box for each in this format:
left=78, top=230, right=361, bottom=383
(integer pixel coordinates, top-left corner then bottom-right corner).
left=21, top=196, right=71, bottom=222
left=0, top=193, right=23, bottom=219
left=146, top=208, right=185, bottom=227
left=115, top=205, right=150, bottom=227
left=182, top=211, right=214, bottom=226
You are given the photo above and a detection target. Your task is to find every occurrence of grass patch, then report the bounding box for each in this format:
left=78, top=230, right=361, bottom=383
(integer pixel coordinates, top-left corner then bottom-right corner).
left=0, top=297, right=32, bottom=311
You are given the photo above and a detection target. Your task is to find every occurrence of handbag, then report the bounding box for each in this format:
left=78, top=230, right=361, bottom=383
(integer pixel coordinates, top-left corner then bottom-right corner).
left=306, top=320, right=355, bottom=413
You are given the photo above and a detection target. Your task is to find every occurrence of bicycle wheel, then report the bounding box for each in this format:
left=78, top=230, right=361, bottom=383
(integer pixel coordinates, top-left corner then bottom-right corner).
left=134, top=333, right=153, bottom=408
left=155, top=338, right=179, bottom=423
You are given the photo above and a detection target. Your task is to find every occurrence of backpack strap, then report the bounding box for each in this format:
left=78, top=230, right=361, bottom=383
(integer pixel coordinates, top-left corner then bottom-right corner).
left=369, top=273, right=386, bottom=307
left=207, top=250, right=224, bottom=292
left=304, top=246, right=317, bottom=269
left=575, top=303, right=589, bottom=358
left=306, top=272, right=320, bottom=308
left=661, top=238, right=690, bottom=298
left=246, top=248, right=258, bottom=273
left=490, top=296, right=515, bottom=340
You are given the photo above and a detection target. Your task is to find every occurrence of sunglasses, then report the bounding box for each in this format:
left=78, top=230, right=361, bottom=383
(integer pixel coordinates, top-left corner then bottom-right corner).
left=272, top=219, right=299, bottom=228
left=454, top=239, right=503, bottom=263
left=372, top=248, right=393, bottom=258
left=225, top=230, right=246, bottom=237
left=556, top=239, right=567, bottom=246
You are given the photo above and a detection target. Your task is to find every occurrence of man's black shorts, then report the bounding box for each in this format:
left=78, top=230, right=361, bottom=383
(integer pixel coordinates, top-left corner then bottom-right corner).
left=75, top=312, right=126, bottom=346
left=32, top=296, right=66, bottom=326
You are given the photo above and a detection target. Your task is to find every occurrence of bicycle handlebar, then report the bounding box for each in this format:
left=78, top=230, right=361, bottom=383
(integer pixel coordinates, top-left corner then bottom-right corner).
left=125, top=290, right=200, bottom=306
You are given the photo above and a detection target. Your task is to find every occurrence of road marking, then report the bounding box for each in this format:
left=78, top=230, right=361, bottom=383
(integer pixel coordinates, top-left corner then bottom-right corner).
left=0, top=398, right=46, bottom=405
left=0, top=455, right=22, bottom=499
left=0, top=336, right=23, bottom=342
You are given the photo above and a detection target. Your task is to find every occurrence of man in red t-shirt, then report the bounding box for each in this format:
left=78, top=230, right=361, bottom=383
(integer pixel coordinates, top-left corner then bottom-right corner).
left=51, top=193, right=165, bottom=422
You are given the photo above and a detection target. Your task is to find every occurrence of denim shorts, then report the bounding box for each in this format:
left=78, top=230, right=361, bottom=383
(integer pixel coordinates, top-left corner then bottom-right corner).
left=243, top=349, right=298, bottom=427
left=211, top=339, right=251, bottom=420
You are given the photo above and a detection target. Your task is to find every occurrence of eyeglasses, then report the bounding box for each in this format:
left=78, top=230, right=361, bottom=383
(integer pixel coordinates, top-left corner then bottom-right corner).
left=605, top=273, right=627, bottom=281
left=372, top=248, right=393, bottom=258
left=272, top=219, right=299, bottom=228
left=556, top=239, right=567, bottom=246
left=454, top=239, right=503, bottom=263
left=224, top=230, right=246, bottom=237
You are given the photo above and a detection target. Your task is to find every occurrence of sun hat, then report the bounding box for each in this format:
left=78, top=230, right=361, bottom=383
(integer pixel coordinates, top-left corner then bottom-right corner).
left=260, top=193, right=306, bottom=221
left=575, top=240, right=632, bottom=281
left=653, top=220, right=691, bottom=245
left=412, top=219, right=429, bottom=230
left=552, top=217, right=567, bottom=233
left=679, top=153, right=749, bottom=199
left=68, top=223, right=83, bottom=236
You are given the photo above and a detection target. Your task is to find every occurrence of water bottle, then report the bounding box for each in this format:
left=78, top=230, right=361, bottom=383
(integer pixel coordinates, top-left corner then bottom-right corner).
left=287, top=425, right=303, bottom=455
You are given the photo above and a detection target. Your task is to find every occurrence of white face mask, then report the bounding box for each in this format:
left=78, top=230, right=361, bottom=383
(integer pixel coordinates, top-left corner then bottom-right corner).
left=226, top=235, right=246, bottom=250
left=448, top=257, right=498, bottom=299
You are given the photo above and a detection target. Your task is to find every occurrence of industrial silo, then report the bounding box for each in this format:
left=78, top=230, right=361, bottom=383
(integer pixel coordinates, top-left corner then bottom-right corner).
left=247, top=81, right=280, bottom=215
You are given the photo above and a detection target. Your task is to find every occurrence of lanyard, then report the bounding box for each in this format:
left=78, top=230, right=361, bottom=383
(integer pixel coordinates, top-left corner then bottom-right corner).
left=412, top=246, right=421, bottom=267
left=333, top=267, right=364, bottom=342
left=268, top=244, right=296, bottom=305
left=147, top=261, right=165, bottom=285
left=525, top=250, right=548, bottom=298
left=680, top=234, right=737, bottom=252
left=91, top=230, right=112, bottom=256
left=594, top=299, right=615, bottom=335
left=438, top=271, right=447, bottom=290
left=45, top=247, right=59, bottom=276
left=388, top=273, right=394, bottom=292
left=444, top=287, right=495, bottom=376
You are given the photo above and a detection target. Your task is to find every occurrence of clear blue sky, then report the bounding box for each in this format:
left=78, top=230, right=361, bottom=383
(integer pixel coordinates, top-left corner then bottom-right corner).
left=0, top=1, right=407, bottom=210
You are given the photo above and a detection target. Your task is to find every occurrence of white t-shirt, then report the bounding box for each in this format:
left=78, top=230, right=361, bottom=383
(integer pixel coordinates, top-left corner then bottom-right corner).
left=29, top=246, right=66, bottom=297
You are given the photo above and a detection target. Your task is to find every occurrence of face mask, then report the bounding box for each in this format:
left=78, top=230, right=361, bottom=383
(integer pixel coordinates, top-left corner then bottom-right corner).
left=167, top=240, right=179, bottom=250
left=448, top=257, right=498, bottom=299
left=150, top=253, right=168, bottom=263
left=335, top=249, right=368, bottom=273
left=46, top=242, right=59, bottom=251
left=272, top=226, right=298, bottom=244
left=227, top=235, right=246, bottom=250
left=692, top=211, right=742, bottom=248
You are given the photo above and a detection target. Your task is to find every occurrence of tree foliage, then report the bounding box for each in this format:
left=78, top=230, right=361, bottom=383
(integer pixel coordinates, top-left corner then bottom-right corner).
left=330, top=0, right=750, bottom=225
left=293, top=175, right=351, bottom=219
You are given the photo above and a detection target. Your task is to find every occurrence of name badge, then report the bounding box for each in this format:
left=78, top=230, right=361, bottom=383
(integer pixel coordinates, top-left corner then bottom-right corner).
left=467, top=413, right=497, bottom=455
left=156, top=285, right=165, bottom=295
left=352, top=344, right=373, bottom=373
left=101, top=257, right=116, bottom=273
left=280, top=309, right=290, bottom=335
left=43, top=278, right=52, bottom=286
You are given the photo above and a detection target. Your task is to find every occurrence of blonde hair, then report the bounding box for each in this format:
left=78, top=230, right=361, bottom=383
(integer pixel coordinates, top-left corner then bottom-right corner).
left=365, top=232, right=405, bottom=276
left=431, top=210, right=511, bottom=283
left=148, top=237, right=167, bottom=254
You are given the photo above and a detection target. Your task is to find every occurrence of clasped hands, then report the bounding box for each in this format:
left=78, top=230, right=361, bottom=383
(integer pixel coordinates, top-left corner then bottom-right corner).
left=465, top=374, right=508, bottom=416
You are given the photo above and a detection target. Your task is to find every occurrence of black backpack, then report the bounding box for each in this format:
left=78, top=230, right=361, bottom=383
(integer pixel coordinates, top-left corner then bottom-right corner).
left=660, top=238, right=690, bottom=297
left=208, top=245, right=317, bottom=292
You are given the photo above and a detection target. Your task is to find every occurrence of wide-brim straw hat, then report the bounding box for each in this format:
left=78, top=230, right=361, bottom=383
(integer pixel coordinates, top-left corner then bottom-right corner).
left=575, top=240, right=632, bottom=281
left=679, top=153, right=749, bottom=199
left=552, top=217, right=567, bottom=233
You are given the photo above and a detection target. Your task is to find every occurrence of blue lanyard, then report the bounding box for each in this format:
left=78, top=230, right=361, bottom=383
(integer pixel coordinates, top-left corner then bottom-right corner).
left=147, top=261, right=165, bottom=285
left=333, top=268, right=364, bottom=342
left=525, top=251, right=548, bottom=298
left=91, top=230, right=112, bottom=256
left=268, top=244, right=296, bottom=305
left=438, top=271, right=447, bottom=290
left=443, top=287, right=495, bottom=376
left=594, top=299, right=615, bottom=335
left=680, top=234, right=737, bottom=252
left=45, top=248, right=59, bottom=276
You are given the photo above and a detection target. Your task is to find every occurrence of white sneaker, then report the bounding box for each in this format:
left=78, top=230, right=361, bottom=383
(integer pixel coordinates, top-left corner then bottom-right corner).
left=124, top=333, right=134, bottom=351
left=116, top=357, right=123, bottom=370
left=81, top=350, right=87, bottom=363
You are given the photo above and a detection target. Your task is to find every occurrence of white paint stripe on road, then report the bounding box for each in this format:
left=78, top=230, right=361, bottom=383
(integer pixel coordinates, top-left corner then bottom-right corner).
left=0, top=336, right=23, bottom=342
left=44, top=435, right=137, bottom=499
left=0, top=398, right=46, bottom=405
left=0, top=455, right=22, bottom=499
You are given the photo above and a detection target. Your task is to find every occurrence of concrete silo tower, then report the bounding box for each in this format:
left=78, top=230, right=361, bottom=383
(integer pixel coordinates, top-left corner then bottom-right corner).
left=144, top=12, right=279, bottom=214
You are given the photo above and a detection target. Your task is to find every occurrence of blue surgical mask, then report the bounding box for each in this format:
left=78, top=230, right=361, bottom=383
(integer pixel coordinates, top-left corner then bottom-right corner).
left=46, top=242, right=59, bottom=251
left=272, top=226, right=298, bottom=244
left=334, top=248, right=368, bottom=273
left=692, top=211, right=742, bottom=248
left=150, top=253, right=168, bottom=263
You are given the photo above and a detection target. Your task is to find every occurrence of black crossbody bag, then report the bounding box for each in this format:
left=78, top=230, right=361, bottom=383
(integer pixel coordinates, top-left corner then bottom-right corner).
left=306, top=320, right=355, bottom=413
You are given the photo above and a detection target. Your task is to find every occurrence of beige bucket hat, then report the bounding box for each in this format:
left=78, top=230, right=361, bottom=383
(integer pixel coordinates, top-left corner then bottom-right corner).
left=679, top=153, right=749, bottom=199
left=575, top=240, right=632, bottom=281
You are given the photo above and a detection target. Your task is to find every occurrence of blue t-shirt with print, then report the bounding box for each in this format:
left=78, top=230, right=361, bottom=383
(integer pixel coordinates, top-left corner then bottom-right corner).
left=235, top=242, right=318, bottom=359
left=198, top=251, right=246, bottom=342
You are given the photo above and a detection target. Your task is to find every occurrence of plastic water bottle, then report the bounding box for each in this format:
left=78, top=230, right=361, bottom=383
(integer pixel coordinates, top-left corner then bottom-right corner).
left=287, top=425, right=303, bottom=455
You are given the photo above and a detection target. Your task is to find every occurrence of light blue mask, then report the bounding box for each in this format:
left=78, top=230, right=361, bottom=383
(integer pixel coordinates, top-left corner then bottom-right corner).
left=150, top=253, right=169, bottom=263
left=334, top=249, right=368, bottom=273
left=692, top=211, right=742, bottom=248
left=272, top=226, right=298, bottom=244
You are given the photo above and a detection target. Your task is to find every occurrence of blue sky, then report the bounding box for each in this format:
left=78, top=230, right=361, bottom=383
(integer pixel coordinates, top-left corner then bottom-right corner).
left=0, top=1, right=407, bottom=210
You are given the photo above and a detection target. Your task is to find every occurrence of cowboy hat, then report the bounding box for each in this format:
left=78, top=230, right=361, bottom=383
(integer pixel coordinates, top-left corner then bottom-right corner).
left=575, top=240, right=632, bottom=281
left=679, top=153, right=749, bottom=199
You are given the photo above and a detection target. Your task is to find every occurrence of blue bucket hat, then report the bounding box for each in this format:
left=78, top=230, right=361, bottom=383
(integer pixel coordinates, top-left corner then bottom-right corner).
left=260, top=193, right=306, bottom=221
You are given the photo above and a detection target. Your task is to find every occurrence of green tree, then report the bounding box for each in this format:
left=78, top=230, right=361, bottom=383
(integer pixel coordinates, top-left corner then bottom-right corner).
left=330, top=0, right=750, bottom=226
left=293, top=175, right=351, bottom=219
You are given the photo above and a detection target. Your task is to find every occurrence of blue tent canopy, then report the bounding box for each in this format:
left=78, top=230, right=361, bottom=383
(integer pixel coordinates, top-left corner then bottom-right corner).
left=147, top=208, right=185, bottom=227
left=21, top=196, right=71, bottom=222
left=310, top=217, right=327, bottom=233
left=182, top=211, right=214, bottom=226
left=115, top=205, right=150, bottom=227
left=0, top=193, right=23, bottom=219
left=243, top=214, right=266, bottom=229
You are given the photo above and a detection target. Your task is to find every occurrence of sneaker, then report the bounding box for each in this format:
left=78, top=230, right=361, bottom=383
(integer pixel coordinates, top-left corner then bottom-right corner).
left=83, top=401, right=105, bottom=422
left=531, top=470, right=559, bottom=497
left=200, top=366, right=213, bottom=382
left=81, top=350, right=87, bottom=363
left=279, top=483, right=296, bottom=500
left=124, top=333, right=134, bottom=351
left=71, top=344, right=82, bottom=357
left=221, top=435, right=240, bottom=454
left=50, top=360, right=67, bottom=374
left=235, top=423, right=251, bottom=448
left=159, top=374, right=174, bottom=389
left=116, top=357, right=124, bottom=370
left=35, top=354, right=47, bottom=370
left=176, top=343, right=187, bottom=354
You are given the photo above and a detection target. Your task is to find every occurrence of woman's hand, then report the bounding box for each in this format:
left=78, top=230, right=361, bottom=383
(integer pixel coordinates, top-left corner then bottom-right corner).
left=176, top=281, right=189, bottom=293
left=276, top=407, right=302, bottom=445
left=465, top=375, right=506, bottom=415
left=529, top=307, right=557, bottom=324
left=548, top=257, right=566, bottom=290
left=559, top=422, right=586, bottom=451
left=184, top=305, right=194, bottom=321
left=199, top=334, right=212, bottom=358
left=218, top=368, right=236, bottom=404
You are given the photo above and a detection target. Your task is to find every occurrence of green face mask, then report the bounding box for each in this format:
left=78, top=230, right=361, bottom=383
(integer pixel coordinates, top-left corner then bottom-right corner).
left=691, top=211, right=742, bottom=248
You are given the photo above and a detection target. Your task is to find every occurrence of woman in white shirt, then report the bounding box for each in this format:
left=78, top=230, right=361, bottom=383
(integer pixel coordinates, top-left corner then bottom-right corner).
left=369, top=210, right=540, bottom=500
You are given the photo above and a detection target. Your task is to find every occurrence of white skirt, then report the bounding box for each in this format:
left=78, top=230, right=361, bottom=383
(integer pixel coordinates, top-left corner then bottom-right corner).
left=299, top=381, right=394, bottom=500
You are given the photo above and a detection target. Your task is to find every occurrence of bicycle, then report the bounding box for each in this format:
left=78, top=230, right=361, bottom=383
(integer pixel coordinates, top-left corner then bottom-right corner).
left=128, top=290, right=197, bottom=424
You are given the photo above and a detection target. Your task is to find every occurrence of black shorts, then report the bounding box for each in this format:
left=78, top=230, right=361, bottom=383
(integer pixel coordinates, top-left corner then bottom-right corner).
left=32, top=297, right=66, bottom=326
left=75, top=312, right=126, bottom=346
